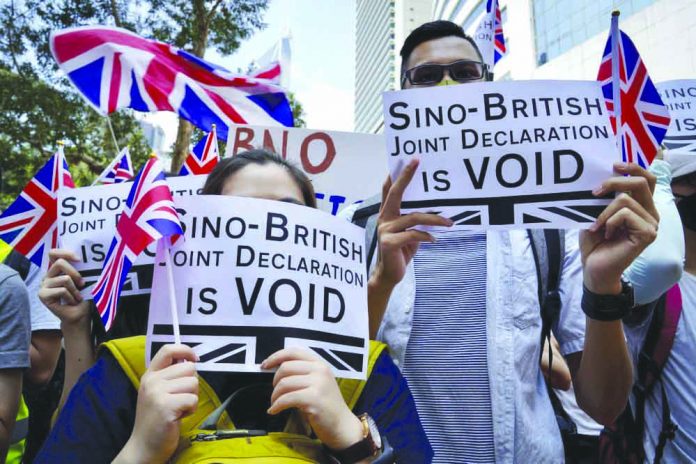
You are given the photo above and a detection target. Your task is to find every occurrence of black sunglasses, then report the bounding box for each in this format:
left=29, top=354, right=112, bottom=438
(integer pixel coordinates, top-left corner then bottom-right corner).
left=402, top=60, right=487, bottom=86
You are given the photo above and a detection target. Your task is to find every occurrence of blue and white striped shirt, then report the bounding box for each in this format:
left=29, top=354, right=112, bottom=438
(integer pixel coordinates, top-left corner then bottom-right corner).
left=403, top=230, right=495, bottom=463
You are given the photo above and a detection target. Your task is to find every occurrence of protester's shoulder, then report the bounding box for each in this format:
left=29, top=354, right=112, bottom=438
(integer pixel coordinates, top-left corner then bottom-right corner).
left=0, top=263, right=24, bottom=292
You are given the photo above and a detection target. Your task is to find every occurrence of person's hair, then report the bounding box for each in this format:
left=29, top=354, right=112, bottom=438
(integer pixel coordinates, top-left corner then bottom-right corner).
left=399, top=20, right=485, bottom=83
left=202, top=149, right=317, bottom=208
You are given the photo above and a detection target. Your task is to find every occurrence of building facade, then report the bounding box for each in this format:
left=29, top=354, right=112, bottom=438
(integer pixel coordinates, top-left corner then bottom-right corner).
left=432, top=0, right=696, bottom=83
left=354, top=0, right=433, bottom=133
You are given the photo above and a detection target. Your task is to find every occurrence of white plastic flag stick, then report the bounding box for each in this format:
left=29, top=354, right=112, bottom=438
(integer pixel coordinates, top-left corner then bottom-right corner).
left=611, top=11, right=623, bottom=158
left=161, top=237, right=181, bottom=345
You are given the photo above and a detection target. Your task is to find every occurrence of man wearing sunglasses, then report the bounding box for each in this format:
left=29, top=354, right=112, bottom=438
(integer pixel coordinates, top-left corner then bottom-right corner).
left=343, top=20, right=678, bottom=463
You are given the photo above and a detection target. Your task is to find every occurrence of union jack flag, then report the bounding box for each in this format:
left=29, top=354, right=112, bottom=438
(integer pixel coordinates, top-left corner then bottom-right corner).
left=179, top=126, right=219, bottom=176
left=473, top=0, right=507, bottom=70
left=0, top=146, right=74, bottom=269
left=92, top=157, right=182, bottom=331
left=94, top=147, right=135, bottom=184
left=50, top=26, right=294, bottom=142
left=597, top=21, right=671, bottom=167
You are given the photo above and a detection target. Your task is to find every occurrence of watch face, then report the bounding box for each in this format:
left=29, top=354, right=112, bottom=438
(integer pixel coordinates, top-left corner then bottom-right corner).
left=366, top=415, right=382, bottom=449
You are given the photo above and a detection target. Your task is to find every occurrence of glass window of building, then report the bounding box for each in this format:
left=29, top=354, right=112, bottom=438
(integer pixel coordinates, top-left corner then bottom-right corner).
left=533, top=0, right=657, bottom=65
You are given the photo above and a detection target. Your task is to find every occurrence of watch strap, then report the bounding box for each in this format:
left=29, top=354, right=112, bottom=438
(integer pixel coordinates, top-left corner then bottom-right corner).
left=329, top=414, right=379, bottom=463
left=581, top=279, right=634, bottom=321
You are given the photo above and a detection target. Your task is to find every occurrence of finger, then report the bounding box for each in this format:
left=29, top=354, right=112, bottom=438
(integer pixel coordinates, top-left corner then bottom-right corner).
left=169, top=393, right=199, bottom=420
left=593, top=176, right=657, bottom=220
left=48, top=248, right=81, bottom=264
left=267, top=390, right=309, bottom=415
left=45, top=258, right=85, bottom=288
left=38, top=287, right=78, bottom=306
left=262, top=347, right=320, bottom=369
left=270, top=374, right=312, bottom=405
left=604, top=207, right=657, bottom=243
left=158, top=360, right=198, bottom=380
left=381, top=230, right=438, bottom=250
left=591, top=193, right=657, bottom=232
left=165, top=376, right=199, bottom=395
left=380, top=212, right=452, bottom=233
left=150, top=344, right=199, bottom=371
left=379, top=175, right=392, bottom=214
left=613, top=162, right=657, bottom=194
left=381, top=158, right=419, bottom=219
left=271, top=360, right=316, bottom=387
left=43, top=275, right=83, bottom=303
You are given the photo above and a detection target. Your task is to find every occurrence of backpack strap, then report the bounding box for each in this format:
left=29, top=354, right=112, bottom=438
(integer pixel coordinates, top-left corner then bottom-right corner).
left=2, top=249, right=32, bottom=281
left=351, top=194, right=382, bottom=273
left=526, top=229, right=564, bottom=367
left=633, top=284, right=682, bottom=464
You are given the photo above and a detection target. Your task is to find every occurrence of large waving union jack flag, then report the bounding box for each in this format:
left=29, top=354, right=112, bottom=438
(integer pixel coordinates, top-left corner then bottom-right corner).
left=50, top=26, right=294, bottom=142
left=95, top=146, right=135, bottom=184
left=0, top=146, right=74, bottom=269
left=597, top=27, right=671, bottom=167
left=92, top=157, right=182, bottom=331
left=179, top=126, right=220, bottom=176
left=473, top=0, right=507, bottom=70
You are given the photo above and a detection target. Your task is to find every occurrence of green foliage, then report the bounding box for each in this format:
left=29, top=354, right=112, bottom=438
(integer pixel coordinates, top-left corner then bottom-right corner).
left=288, top=92, right=306, bottom=128
left=0, top=67, right=150, bottom=208
left=0, top=0, right=270, bottom=207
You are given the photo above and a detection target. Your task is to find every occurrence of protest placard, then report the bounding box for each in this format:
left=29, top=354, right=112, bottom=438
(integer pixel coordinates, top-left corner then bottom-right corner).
left=146, top=195, right=368, bottom=380
left=657, top=80, right=696, bottom=152
left=58, top=175, right=206, bottom=299
left=225, top=124, right=387, bottom=214
left=382, top=80, right=619, bottom=229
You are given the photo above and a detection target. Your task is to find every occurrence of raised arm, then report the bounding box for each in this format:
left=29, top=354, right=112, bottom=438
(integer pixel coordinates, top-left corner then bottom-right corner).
left=38, top=249, right=94, bottom=414
left=569, top=162, right=659, bottom=425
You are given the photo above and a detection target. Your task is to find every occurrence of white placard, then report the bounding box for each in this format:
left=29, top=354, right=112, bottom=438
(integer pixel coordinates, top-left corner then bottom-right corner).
left=656, top=80, right=696, bottom=152
left=224, top=125, right=387, bottom=214
left=382, top=80, right=619, bottom=229
left=146, top=196, right=368, bottom=380
left=58, top=175, right=206, bottom=299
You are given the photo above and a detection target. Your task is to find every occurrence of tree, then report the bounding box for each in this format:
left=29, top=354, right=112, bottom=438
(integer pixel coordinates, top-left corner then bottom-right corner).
left=288, top=92, right=306, bottom=128
left=0, top=66, right=151, bottom=208
left=0, top=0, right=271, bottom=187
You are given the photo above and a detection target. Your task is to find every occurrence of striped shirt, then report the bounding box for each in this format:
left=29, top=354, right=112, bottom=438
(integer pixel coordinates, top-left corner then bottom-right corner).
left=403, top=230, right=495, bottom=463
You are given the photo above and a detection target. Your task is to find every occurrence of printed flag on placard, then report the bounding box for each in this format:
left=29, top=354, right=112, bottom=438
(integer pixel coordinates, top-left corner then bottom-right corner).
left=473, top=0, right=506, bottom=70
left=0, top=145, right=74, bottom=269
left=94, top=147, right=135, bottom=184
left=597, top=20, right=671, bottom=167
left=179, top=126, right=220, bottom=176
left=92, top=157, right=182, bottom=331
left=50, top=26, right=294, bottom=142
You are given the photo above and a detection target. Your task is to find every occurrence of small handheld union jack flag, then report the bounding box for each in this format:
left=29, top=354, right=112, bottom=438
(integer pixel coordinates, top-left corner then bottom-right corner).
left=597, top=12, right=671, bottom=167
left=94, top=147, right=135, bottom=184
left=0, top=144, right=74, bottom=269
left=179, top=126, right=220, bottom=176
left=92, top=157, right=183, bottom=331
left=473, top=0, right=507, bottom=71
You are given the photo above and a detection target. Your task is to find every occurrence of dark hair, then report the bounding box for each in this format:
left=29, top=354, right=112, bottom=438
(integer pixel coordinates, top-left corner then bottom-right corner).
left=399, top=20, right=484, bottom=82
left=202, top=149, right=317, bottom=208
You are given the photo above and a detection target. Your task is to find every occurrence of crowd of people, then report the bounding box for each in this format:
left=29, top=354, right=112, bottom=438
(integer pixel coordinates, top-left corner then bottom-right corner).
left=1, top=19, right=694, bottom=464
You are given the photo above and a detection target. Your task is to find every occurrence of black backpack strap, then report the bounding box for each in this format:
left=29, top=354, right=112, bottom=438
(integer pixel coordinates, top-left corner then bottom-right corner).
left=653, top=381, right=677, bottom=464
left=351, top=194, right=382, bottom=274
left=527, top=229, right=564, bottom=368
left=3, top=249, right=32, bottom=281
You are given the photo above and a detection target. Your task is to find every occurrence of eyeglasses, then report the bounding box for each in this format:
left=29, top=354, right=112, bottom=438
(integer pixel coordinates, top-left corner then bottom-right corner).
left=401, top=60, right=487, bottom=86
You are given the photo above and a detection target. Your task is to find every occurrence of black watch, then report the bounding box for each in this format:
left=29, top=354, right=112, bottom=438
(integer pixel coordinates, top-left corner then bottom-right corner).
left=581, top=278, right=635, bottom=321
left=329, top=414, right=382, bottom=463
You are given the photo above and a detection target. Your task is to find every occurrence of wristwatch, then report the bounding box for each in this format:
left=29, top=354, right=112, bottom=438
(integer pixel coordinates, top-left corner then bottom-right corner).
left=329, top=414, right=382, bottom=463
left=581, top=278, right=635, bottom=321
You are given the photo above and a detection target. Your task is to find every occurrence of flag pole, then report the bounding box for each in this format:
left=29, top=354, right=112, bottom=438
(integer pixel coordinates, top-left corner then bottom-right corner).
left=163, top=237, right=182, bottom=345
left=610, top=11, right=623, bottom=160
left=106, top=115, right=121, bottom=154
